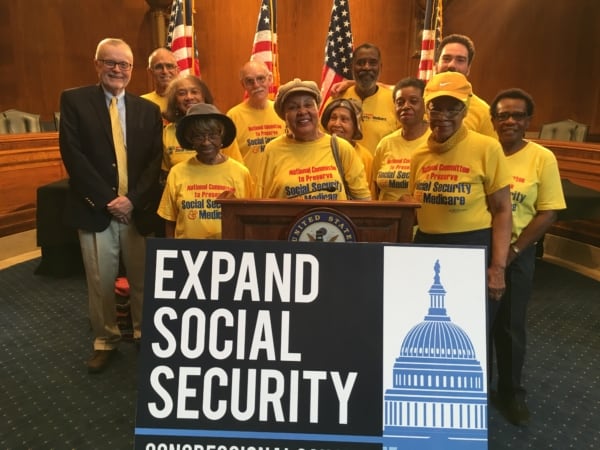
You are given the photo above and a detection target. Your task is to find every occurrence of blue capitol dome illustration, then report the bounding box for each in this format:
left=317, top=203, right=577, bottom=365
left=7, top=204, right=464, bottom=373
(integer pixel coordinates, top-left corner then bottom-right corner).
left=383, top=260, right=487, bottom=450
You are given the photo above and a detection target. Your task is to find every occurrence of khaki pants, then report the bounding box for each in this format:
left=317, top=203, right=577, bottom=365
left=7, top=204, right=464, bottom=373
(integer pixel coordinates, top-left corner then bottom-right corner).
left=78, top=220, right=146, bottom=350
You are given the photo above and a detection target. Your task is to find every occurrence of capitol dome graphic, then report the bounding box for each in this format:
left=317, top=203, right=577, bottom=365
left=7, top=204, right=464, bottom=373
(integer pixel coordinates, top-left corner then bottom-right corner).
left=383, top=260, right=487, bottom=450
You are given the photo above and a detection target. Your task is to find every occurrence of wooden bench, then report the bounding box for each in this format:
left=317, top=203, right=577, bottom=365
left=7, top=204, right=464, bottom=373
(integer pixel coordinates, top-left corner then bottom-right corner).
left=0, top=132, right=65, bottom=237
left=548, top=219, right=600, bottom=247
left=534, top=140, right=600, bottom=248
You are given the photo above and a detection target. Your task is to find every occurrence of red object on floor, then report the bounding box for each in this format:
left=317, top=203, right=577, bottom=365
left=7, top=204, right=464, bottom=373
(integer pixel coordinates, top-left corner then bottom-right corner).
left=114, top=277, right=130, bottom=297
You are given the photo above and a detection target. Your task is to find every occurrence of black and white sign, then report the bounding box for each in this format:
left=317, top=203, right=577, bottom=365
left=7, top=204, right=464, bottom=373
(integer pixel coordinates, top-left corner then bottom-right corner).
left=134, top=239, right=487, bottom=450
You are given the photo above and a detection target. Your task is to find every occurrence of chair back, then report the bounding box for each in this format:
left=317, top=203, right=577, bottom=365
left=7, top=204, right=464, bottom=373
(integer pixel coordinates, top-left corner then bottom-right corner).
left=1, top=109, right=42, bottom=133
left=539, top=119, right=588, bottom=142
left=54, top=112, right=61, bottom=130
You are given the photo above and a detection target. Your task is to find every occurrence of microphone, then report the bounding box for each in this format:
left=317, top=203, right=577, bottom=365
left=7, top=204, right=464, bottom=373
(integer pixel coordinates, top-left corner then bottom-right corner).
left=286, top=184, right=338, bottom=199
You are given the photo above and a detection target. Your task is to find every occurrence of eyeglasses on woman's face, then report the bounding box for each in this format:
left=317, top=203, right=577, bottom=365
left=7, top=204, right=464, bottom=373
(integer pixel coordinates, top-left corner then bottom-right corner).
left=492, top=111, right=530, bottom=122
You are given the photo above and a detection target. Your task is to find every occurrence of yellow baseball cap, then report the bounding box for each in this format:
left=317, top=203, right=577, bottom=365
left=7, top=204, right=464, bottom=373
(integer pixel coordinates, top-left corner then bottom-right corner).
left=424, top=72, right=472, bottom=104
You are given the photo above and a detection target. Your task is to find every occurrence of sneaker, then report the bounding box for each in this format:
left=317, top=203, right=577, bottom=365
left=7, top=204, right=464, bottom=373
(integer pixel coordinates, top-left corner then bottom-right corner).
left=87, top=349, right=117, bottom=373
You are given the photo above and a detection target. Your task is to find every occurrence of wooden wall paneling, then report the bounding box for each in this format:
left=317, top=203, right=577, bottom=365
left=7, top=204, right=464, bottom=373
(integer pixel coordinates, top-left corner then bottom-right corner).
left=348, top=0, right=418, bottom=85
left=0, top=0, right=155, bottom=123
left=442, top=0, right=600, bottom=136
left=0, top=133, right=64, bottom=237
left=0, top=1, right=598, bottom=137
left=194, top=0, right=259, bottom=111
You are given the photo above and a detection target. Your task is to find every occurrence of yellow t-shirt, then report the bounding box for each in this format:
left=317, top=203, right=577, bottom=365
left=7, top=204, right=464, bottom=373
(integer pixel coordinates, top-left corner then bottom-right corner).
left=257, top=134, right=370, bottom=200
left=464, top=93, right=496, bottom=138
left=355, top=142, right=373, bottom=186
left=141, top=91, right=168, bottom=113
left=226, top=100, right=284, bottom=181
left=505, top=140, right=566, bottom=242
left=162, top=122, right=244, bottom=172
left=328, top=85, right=398, bottom=155
left=157, top=157, right=254, bottom=239
left=409, top=127, right=511, bottom=234
left=372, top=128, right=430, bottom=200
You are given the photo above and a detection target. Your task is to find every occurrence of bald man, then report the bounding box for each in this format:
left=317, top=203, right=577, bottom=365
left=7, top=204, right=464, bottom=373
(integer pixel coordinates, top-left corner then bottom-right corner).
left=141, top=48, right=179, bottom=114
left=226, top=60, right=284, bottom=180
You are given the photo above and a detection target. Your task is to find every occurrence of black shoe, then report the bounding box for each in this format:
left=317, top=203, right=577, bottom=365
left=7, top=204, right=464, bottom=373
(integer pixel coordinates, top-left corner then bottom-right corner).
left=87, top=349, right=117, bottom=373
left=493, top=393, right=530, bottom=427
left=504, top=396, right=530, bottom=426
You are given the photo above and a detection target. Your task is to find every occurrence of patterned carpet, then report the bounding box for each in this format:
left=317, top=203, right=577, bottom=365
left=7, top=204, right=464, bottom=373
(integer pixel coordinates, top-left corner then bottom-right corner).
left=0, top=258, right=598, bottom=449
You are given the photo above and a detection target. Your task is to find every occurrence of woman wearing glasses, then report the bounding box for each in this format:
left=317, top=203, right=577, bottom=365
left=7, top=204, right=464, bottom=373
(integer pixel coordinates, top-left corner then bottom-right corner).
left=408, top=71, right=512, bottom=313
left=489, top=88, right=566, bottom=426
left=157, top=104, right=253, bottom=239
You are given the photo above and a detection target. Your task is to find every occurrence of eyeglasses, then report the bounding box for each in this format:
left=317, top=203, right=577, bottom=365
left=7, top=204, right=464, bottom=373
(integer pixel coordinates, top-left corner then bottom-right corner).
left=190, top=133, right=222, bottom=144
left=98, top=59, right=132, bottom=71
left=426, top=103, right=465, bottom=119
left=242, top=75, right=268, bottom=86
left=493, top=112, right=530, bottom=122
left=152, top=63, right=178, bottom=71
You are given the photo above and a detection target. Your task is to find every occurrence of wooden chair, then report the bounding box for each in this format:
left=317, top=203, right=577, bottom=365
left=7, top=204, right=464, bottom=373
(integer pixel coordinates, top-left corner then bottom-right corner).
left=1, top=109, right=42, bottom=133
left=539, top=119, right=588, bottom=142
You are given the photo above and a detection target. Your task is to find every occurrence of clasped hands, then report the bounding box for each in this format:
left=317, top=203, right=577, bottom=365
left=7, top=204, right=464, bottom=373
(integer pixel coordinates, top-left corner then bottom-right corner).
left=107, top=196, right=133, bottom=224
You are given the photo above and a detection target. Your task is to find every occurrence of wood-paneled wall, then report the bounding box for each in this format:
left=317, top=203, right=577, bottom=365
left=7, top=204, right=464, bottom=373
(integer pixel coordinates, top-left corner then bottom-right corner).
left=1, top=0, right=598, bottom=136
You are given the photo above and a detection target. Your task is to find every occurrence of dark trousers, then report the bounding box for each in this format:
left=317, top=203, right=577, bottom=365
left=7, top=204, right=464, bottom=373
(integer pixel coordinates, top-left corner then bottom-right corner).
left=414, top=227, right=501, bottom=377
left=414, top=228, right=499, bottom=327
left=493, top=244, right=536, bottom=400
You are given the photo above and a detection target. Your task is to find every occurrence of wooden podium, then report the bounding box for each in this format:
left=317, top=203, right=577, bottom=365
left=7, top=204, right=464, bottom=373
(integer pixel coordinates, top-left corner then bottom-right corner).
left=218, top=198, right=420, bottom=243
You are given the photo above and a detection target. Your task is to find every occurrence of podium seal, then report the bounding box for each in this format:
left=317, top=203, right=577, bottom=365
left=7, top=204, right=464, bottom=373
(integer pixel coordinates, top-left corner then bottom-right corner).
left=287, top=208, right=357, bottom=242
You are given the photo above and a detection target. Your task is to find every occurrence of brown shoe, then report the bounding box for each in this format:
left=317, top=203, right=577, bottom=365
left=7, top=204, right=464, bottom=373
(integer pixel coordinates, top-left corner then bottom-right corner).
left=87, top=349, right=117, bottom=373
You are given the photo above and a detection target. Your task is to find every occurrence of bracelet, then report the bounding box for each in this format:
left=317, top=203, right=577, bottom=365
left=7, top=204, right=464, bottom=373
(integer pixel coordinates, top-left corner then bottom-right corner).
left=510, top=244, right=520, bottom=255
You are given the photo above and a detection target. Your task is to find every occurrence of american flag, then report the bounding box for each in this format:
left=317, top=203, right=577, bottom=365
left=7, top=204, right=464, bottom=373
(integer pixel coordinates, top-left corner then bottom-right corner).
left=319, top=0, right=354, bottom=113
left=166, top=0, right=201, bottom=76
left=417, top=0, right=443, bottom=81
left=250, top=0, right=280, bottom=99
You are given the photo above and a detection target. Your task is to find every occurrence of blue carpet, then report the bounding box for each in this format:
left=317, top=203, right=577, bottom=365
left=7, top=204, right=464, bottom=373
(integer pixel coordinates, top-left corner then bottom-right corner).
left=0, top=258, right=598, bottom=449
